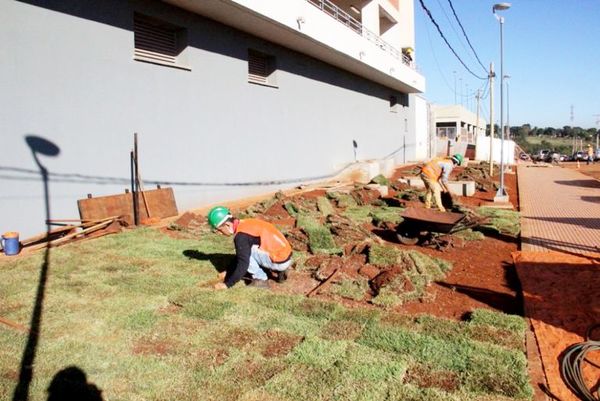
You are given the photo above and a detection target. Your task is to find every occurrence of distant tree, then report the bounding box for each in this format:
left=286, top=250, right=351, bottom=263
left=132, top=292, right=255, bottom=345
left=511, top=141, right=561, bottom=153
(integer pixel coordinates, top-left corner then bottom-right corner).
left=486, top=123, right=500, bottom=137
left=518, top=124, right=531, bottom=138
left=544, top=127, right=556, bottom=137
left=563, top=126, right=573, bottom=137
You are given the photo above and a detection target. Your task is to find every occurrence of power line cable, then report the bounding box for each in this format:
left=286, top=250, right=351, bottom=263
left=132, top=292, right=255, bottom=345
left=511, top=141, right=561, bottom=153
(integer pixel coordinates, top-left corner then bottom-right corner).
left=434, top=0, right=471, bottom=56
left=417, top=0, right=487, bottom=80
left=447, top=0, right=488, bottom=72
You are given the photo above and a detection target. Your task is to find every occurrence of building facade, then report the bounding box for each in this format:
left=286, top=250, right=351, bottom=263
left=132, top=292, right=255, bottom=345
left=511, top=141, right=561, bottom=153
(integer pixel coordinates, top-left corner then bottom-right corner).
left=1, top=0, right=426, bottom=237
left=431, top=104, right=486, bottom=159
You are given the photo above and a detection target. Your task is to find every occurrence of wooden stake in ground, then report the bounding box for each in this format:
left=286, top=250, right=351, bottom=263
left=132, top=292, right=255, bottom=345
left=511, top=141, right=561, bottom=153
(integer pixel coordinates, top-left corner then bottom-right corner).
left=0, top=317, right=29, bottom=333
left=306, top=268, right=340, bottom=297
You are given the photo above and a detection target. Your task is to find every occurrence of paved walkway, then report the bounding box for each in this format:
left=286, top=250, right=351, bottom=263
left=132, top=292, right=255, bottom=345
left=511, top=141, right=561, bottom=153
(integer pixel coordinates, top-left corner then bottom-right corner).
left=517, top=163, right=600, bottom=401
left=518, top=163, right=600, bottom=257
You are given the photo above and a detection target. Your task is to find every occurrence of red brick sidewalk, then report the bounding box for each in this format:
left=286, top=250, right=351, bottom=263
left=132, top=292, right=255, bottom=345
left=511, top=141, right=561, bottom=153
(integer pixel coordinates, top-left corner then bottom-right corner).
left=519, top=164, right=600, bottom=257
left=516, top=164, right=600, bottom=401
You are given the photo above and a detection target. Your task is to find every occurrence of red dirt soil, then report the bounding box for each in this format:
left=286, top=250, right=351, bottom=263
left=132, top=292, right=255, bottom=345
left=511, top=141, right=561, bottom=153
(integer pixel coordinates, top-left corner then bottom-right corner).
left=273, top=166, right=522, bottom=320
left=514, top=251, right=600, bottom=401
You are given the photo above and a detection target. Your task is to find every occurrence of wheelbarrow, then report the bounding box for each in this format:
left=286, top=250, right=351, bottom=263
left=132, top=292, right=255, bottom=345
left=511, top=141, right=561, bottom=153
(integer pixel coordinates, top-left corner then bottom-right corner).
left=396, top=207, right=471, bottom=245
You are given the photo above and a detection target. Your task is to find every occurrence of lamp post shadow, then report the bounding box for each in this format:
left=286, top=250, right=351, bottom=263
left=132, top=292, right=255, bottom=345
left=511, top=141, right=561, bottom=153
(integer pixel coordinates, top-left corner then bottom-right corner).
left=12, top=135, right=60, bottom=401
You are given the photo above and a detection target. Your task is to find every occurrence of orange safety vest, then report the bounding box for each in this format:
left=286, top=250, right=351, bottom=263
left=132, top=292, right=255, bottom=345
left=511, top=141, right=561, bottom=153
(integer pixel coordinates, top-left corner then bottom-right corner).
left=236, top=219, right=292, bottom=263
left=421, top=157, right=447, bottom=180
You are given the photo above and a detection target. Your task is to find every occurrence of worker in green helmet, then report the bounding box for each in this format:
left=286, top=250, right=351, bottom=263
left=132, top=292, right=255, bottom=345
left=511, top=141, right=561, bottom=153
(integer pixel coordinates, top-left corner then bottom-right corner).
left=419, top=154, right=463, bottom=212
left=207, top=206, right=293, bottom=290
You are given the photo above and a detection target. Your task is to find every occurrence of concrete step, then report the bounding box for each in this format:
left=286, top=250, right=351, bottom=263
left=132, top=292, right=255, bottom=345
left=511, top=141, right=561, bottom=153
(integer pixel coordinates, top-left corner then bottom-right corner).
left=399, top=176, right=475, bottom=197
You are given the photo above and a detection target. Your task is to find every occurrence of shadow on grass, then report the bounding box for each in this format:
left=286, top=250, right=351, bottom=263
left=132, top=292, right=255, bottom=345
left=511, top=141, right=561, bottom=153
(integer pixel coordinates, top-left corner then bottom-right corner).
left=47, top=366, right=103, bottom=401
left=13, top=135, right=60, bottom=401
left=183, top=249, right=234, bottom=273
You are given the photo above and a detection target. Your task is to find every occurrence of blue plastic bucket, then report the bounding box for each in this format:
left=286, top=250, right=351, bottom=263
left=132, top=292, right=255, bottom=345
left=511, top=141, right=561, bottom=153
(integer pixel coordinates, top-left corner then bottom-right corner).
left=2, top=232, right=20, bottom=256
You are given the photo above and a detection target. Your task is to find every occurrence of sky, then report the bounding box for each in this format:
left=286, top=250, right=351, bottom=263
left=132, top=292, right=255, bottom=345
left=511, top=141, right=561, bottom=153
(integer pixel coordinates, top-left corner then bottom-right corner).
left=414, top=0, right=600, bottom=129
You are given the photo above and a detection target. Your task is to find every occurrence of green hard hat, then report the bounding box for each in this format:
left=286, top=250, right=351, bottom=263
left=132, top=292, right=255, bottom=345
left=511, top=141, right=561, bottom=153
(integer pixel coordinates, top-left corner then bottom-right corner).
left=451, top=154, right=464, bottom=165
left=207, top=206, right=232, bottom=228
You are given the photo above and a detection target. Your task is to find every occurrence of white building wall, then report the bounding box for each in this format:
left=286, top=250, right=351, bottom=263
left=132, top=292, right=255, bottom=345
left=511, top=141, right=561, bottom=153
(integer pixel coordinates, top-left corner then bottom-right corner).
left=412, top=95, right=429, bottom=161
left=1, top=0, right=423, bottom=238
left=475, top=137, right=516, bottom=165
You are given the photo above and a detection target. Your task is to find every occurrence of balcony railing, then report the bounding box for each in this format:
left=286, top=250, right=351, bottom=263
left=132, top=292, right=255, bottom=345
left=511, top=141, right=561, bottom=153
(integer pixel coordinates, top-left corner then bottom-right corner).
left=305, top=0, right=413, bottom=68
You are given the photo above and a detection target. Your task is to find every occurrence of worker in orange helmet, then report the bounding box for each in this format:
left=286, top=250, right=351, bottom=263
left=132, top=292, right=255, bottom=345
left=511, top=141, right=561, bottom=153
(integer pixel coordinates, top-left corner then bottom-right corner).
left=419, top=154, right=463, bottom=212
left=207, top=206, right=292, bottom=290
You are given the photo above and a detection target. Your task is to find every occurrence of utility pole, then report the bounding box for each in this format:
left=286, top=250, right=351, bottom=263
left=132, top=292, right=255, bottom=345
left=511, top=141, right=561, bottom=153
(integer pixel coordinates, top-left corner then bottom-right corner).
left=571, top=105, right=575, bottom=154
left=476, top=89, right=481, bottom=143
left=489, top=63, right=495, bottom=176
left=593, top=114, right=600, bottom=149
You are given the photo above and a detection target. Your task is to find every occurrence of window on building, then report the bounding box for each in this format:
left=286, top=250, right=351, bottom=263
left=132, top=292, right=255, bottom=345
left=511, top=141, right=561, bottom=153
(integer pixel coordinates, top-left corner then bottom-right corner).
left=134, top=13, right=188, bottom=69
left=437, top=126, right=457, bottom=140
left=399, top=93, right=409, bottom=107
left=248, top=49, right=277, bottom=87
left=390, top=96, right=398, bottom=113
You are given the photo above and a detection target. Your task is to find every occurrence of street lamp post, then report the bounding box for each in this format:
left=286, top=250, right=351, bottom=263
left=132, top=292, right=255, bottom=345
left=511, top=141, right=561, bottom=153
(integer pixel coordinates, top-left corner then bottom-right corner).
left=504, top=75, right=511, bottom=139
left=493, top=3, right=511, bottom=203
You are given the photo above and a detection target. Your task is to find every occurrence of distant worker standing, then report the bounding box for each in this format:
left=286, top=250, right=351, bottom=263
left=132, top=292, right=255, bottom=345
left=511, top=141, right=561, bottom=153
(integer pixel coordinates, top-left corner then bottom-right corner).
left=419, top=154, right=463, bottom=212
left=208, top=206, right=293, bottom=290
left=587, top=144, right=595, bottom=165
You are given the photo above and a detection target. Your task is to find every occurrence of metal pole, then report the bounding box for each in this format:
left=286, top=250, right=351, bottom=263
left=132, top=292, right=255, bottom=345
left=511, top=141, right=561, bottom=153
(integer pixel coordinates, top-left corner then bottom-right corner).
left=571, top=105, right=575, bottom=154
left=133, top=133, right=140, bottom=226
left=489, top=63, right=495, bottom=176
left=496, top=16, right=507, bottom=199
left=506, top=81, right=510, bottom=139
left=476, top=89, right=481, bottom=142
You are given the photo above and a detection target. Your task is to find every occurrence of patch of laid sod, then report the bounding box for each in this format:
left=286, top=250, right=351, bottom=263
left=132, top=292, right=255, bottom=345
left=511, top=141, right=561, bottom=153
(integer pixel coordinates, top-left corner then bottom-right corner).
left=343, top=205, right=375, bottom=224
left=476, top=207, right=521, bottom=237
left=369, top=243, right=403, bottom=266
left=0, top=228, right=532, bottom=401
left=369, top=245, right=453, bottom=307
left=453, top=228, right=485, bottom=241
left=468, top=309, right=527, bottom=333
left=296, top=212, right=341, bottom=254
left=283, top=201, right=299, bottom=217
left=327, top=191, right=358, bottom=208
left=370, top=174, right=390, bottom=186
left=370, top=206, right=404, bottom=226
left=359, top=321, right=533, bottom=399
left=316, top=196, right=335, bottom=217
left=331, top=276, right=369, bottom=301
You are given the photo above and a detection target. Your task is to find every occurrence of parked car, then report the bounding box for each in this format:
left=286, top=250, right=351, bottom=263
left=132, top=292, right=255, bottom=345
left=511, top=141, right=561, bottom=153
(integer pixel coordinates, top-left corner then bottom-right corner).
left=534, top=149, right=550, bottom=161
left=545, top=151, right=560, bottom=163
left=560, top=154, right=570, bottom=162
left=573, top=151, right=585, bottom=161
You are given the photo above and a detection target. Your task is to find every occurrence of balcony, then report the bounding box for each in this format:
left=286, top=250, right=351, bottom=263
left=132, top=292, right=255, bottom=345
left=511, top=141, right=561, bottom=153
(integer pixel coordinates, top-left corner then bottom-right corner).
left=305, top=0, right=413, bottom=68
left=163, top=0, right=425, bottom=93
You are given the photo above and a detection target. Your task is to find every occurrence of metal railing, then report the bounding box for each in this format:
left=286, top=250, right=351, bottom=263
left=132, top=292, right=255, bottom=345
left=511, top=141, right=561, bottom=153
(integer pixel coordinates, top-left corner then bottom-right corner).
left=305, top=0, right=413, bottom=68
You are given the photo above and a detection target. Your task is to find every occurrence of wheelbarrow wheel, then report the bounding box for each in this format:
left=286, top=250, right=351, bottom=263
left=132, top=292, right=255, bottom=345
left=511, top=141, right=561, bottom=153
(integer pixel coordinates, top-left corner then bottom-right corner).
left=396, top=222, right=420, bottom=245
left=396, top=232, right=419, bottom=245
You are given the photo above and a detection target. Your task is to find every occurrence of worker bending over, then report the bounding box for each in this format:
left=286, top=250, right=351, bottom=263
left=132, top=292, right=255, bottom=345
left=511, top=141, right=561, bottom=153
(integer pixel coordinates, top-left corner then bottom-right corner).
left=420, top=154, right=463, bottom=212
left=208, top=206, right=292, bottom=290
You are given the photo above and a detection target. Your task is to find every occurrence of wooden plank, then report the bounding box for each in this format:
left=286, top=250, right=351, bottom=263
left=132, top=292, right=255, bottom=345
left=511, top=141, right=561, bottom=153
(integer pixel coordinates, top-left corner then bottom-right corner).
left=78, top=188, right=177, bottom=224
left=24, top=219, right=116, bottom=252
